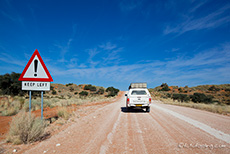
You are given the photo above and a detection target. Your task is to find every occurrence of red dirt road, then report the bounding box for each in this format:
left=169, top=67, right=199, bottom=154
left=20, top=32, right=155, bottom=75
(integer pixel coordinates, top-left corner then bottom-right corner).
left=18, top=94, right=230, bottom=153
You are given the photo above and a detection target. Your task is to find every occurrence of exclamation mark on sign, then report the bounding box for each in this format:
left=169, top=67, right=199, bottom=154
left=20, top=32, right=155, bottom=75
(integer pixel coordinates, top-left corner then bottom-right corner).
left=34, top=59, right=38, bottom=77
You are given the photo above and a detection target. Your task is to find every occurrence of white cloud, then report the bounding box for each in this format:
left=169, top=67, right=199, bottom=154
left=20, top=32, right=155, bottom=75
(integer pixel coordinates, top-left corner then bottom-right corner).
left=86, top=48, right=100, bottom=68
left=164, top=5, right=230, bottom=35
left=85, top=42, right=124, bottom=67
left=50, top=43, right=230, bottom=88
left=99, top=42, right=117, bottom=51
left=54, top=24, right=77, bottom=63
left=0, top=52, right=25, bottom=66
left=67, top=58, right=78, bottom=68
left=102, top=47, right=123, bottom=65
left=189, top=0, right=207, bottom=13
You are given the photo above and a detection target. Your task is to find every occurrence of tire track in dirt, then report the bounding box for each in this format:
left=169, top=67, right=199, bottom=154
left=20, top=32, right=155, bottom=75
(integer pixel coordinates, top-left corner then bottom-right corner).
left=21, top=94, right=230, bottom=154
left=99, top=100, right=148, bottom=154
left=99, top=107, right=129, bottom=154
left=134, top=110, right=179, bottom=153
left=128, top=113, right=148, bottom=154
left=99, top=111, right=122, bottom=154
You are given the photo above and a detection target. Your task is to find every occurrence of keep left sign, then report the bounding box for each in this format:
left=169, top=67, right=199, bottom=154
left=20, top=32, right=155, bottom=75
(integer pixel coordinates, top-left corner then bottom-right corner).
left=19, top=49, right=53, bottom=91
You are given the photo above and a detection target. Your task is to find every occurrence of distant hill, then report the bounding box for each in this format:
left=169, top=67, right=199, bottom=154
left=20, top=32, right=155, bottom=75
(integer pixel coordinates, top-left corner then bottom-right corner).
left=0, top=72, right=119, bottom=98
left=149, top=83, right=230, bottom=105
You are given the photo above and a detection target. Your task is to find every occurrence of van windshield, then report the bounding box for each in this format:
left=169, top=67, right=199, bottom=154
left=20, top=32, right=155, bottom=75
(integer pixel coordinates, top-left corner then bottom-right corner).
left=131, top=90, right=147, bottom=95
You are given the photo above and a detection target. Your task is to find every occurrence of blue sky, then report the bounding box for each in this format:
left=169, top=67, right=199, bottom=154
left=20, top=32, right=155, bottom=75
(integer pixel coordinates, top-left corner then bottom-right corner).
left=0, top=0, right=230, bottom=90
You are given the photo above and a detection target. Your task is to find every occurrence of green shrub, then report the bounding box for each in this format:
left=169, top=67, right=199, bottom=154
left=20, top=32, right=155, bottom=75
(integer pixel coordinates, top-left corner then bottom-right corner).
left=0, top=72, right=25, bottom=96
left=172, top=94, right=190, bottom=102
left=96, top=88, right=105, bottom=95
left=106, top=87, right=119, bottom=97
left=208, top=86, right=220, bottom=91
left=178, top=87, right=183, bottom=93
left=65, top=83, right=73, bottom=87
left=74, top=92, right=78, bottom=95
left=84, top=84, right=97, bottom=91
left=52, top=90, right=57, bottom=95
left=190, top=93, right=214, bottom=104
left=6, top=111, right=46, bottom=144
left=79, top=91, right=88, bottom=97
left=160, top=83, right=170, bottom=91
left=166, top=93, right=171, bottom=98
left=69, top=87, right=74, bottom=92
left=50, top=86, right=54, bottom=90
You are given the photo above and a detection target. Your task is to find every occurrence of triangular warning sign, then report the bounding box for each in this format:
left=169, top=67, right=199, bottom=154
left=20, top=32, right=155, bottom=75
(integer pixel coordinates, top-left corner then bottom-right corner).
left=19, top=49, right=53, bottom=82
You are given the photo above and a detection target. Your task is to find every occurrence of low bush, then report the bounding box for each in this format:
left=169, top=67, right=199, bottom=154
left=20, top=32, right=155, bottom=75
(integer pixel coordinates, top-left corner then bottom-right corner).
left=166, top=93, right=171, bottom=98
left=178, top=87, right=183, bottom=93
left=6, top=111, right=46, bottom=144
left=160, top=83, right=170, bottom=91
left=172, top=94, right=190, bottom=102
left=65, top=83, right=73, bottom=87
left=106, top=87, right=119, bottom=97
left=208, top=85, right=220, bottom=91
left=69, top=87, right=74, bottom=92
left=52, top=90, right=57, bottom=95
left=96, top=88, right=105, bottom=95
left=84, top=84, right=97, bottom=91
left=79, top=91, right=88, bottom=97
left=190, top=93, right=214, bottom=104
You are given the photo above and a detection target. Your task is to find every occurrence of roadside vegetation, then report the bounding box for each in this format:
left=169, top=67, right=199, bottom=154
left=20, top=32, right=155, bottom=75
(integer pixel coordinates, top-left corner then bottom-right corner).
left=0, top=73, right=120, bottom=117
left=0, top=72, right=120, bottom=144
left=150, top=83, right=230, bottom=115
left=6, top=111, right=47, bottom=144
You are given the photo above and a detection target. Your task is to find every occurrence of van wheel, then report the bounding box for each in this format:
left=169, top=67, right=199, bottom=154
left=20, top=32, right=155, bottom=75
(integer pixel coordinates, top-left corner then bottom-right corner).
left=146, top=107, right=150, bottom=112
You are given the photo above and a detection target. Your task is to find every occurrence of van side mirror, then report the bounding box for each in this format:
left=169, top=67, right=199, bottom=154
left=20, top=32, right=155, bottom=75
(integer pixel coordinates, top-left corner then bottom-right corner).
left=125, top=94, right=127, bottom=96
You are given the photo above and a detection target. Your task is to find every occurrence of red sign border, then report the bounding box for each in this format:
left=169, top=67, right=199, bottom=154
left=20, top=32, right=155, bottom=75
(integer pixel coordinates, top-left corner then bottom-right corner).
left=18, top=49, right=53, bottom=82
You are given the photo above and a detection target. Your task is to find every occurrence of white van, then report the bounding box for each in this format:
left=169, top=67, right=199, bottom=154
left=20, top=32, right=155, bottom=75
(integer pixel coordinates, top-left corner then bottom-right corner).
left=125, top=83, right=151, bottom=112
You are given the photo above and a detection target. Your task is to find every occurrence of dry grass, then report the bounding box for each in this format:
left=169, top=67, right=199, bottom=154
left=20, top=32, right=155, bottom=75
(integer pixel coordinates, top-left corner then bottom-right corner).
left=1, top=106, right=18, bottom=116
left=158, top=97, right=230, bottom=115
left=48, top=95, right=114, bottom=107
left=6, top=111, right=46, bottom=144
left=0, top=92, right=115, bottom=117
left=57, top=107, right=71, bottom=120
left=1, top=98, right=23, bottom=116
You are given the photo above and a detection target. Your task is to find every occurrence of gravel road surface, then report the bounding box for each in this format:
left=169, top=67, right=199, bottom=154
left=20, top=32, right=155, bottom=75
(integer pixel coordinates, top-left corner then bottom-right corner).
left=24, top=93, right=230, bottom=154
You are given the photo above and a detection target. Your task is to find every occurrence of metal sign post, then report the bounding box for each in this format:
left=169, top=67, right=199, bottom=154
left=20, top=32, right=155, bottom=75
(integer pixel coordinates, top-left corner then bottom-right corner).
left=41, top=91, right=43, bottom=120
left=29, top=91, right=32, bottom=113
